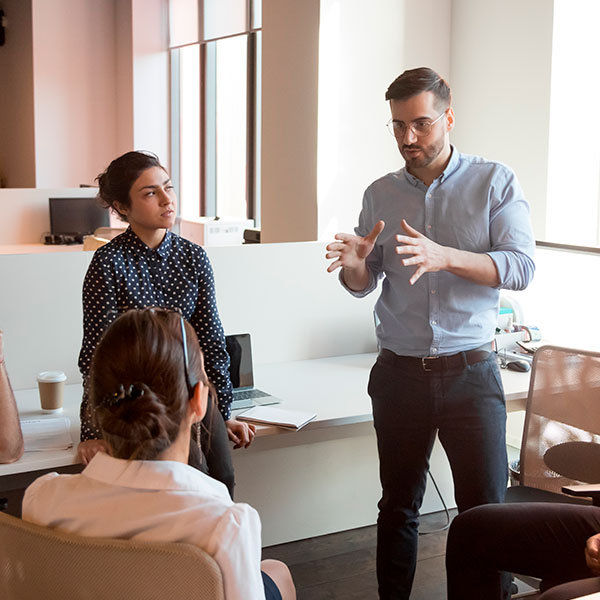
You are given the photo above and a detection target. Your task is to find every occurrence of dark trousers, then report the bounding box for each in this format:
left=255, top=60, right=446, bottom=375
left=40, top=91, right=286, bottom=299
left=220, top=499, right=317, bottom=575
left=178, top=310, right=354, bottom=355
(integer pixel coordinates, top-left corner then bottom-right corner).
left=368, top=352, right=508, bottom=599
left=188, top=397, right=235, bottom=499
left=446, top=502, right=600, bottom=600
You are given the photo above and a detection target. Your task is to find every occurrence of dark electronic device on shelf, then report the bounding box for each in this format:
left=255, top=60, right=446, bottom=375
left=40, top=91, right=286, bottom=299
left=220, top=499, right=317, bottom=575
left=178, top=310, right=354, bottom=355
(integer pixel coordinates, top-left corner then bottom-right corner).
left=46, top=197, right=109, bottom=245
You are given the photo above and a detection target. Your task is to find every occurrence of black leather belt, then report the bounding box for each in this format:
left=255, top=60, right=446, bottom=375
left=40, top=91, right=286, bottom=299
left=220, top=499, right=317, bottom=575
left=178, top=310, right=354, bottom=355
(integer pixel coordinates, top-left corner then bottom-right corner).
left=378, top=343, right=493, bottom=373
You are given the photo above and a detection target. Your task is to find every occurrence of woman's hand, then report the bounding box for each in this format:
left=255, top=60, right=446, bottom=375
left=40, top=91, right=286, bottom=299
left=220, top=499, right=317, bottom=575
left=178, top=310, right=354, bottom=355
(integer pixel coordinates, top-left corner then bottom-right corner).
left=226, top=419, right=256, bottom=449
left=586, top=533, right=600, bottom=575
left=77, top=439, right=110, bottom=465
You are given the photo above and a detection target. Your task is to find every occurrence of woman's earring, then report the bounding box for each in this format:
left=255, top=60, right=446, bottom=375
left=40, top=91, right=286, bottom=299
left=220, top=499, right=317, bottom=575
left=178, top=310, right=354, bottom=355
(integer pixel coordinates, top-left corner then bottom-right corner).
left=195, top=422, right=203, bottom=465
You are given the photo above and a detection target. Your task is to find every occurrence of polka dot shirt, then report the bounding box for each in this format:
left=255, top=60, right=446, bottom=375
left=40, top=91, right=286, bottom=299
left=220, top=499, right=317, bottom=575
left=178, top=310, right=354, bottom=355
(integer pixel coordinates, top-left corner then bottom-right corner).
left=78, top=227, right=233, bottom=441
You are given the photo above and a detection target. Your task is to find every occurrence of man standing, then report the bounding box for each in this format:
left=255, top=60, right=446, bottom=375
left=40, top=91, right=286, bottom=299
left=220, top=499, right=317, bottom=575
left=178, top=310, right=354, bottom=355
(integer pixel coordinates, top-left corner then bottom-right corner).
left=326, top=67, right=535, bottom=599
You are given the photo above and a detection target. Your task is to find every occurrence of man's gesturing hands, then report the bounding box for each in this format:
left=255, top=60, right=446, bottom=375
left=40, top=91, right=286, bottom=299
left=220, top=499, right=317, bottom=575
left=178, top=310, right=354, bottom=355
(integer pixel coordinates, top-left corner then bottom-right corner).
left=325, top=218, right=447, bottom=286
left=325, top=221, right=385, bottom=273
left=395, top=219, right=449, bottom=285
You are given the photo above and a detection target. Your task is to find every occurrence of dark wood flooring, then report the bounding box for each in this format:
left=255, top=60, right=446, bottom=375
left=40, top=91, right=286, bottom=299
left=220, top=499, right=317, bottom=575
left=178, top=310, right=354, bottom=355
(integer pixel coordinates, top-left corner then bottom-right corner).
left=262, top=509, right=455, bottom=600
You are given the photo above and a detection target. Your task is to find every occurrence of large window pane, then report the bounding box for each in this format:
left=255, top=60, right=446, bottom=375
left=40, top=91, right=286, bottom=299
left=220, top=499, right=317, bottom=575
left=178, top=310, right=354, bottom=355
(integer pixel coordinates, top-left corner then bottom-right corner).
left=169, top=0, right=199, bottom=47
left=252, top=0, right=262, bottom=30
left=214, top=35, right=248, bottom=219
left=546, top=0, right=600, bottom=247
left=179, top=44, right=201, bottom=219
left=203, top=0, right=248, bottom=40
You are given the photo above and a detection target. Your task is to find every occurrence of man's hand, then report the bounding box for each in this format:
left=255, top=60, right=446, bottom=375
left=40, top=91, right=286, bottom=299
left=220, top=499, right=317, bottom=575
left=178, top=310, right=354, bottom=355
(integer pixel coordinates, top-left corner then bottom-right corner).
left=326, top=221, right=385, bottom=273
left=395, top=219, right=449, bottom=285
left=586, top=533, right=600, bottom=575
left=0, top=330, right=5, bottom=364
left=77, top=439, right=110, bottom=465
left=226, top=418, right=256, bottom=449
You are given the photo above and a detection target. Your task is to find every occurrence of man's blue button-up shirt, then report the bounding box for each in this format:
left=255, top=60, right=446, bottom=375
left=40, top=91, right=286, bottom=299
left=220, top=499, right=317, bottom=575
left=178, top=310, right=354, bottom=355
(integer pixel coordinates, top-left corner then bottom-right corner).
left=343, top=147, right=535, bottom=357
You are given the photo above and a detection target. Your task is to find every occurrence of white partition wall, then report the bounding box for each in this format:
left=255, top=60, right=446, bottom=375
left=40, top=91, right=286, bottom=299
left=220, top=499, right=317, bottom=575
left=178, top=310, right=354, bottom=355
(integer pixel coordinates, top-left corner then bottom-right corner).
left=206, top=242, right=378, bottom=364
left=0, top=241, right=377, bottom=389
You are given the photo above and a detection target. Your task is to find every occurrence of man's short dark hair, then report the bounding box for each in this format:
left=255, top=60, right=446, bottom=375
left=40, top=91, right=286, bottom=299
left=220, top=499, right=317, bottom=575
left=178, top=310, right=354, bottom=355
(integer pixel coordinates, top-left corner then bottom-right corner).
left=385, top=67, right=451, bottom=109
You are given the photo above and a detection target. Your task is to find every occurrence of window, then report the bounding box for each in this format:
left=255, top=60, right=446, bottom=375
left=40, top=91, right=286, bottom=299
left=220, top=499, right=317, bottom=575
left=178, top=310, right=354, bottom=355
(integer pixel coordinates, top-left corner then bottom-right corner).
left=169, top=0, right=262, bottom=223
left=545, top=0, right=600, bottom=248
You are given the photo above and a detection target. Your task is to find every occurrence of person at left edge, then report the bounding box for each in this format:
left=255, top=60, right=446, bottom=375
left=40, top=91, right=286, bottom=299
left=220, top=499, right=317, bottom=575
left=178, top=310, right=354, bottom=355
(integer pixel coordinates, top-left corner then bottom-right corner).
left=77, top=151, right=255, bottom=497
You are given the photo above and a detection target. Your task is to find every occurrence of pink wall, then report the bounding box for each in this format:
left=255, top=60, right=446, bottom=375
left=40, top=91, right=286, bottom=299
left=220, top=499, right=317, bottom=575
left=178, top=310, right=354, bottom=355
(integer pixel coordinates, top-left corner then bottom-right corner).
left=131, top=0, right=170, bottom=169
left=31, top=0, right=119, bottom=187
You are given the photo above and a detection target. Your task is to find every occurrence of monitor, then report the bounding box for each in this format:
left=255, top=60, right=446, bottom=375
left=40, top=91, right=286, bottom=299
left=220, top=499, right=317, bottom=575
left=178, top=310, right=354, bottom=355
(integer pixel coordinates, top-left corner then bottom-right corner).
left=49, top=197, right=110, bottom=236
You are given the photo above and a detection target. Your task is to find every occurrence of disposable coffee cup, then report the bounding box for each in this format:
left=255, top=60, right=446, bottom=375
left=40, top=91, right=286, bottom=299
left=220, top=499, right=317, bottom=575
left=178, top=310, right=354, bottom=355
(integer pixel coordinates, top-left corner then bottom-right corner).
left=37, top=371, right=67, bottom=413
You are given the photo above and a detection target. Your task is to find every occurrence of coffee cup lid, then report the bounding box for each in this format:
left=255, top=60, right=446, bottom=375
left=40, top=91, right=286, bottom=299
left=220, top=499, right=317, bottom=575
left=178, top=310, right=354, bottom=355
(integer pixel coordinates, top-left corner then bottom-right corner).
left=37, top=371, right=67, bottom=383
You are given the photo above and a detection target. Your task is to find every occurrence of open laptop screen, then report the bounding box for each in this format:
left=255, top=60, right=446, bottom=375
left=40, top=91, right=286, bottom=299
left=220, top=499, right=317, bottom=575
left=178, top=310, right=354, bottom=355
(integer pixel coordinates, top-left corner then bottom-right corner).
left=49, top=197, right=110, bottom=236
left=226, top=333, right=254, bottom=389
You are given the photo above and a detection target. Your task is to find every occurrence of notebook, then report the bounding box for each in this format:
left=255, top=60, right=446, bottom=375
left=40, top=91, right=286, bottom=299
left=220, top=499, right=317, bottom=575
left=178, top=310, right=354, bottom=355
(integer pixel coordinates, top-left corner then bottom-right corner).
left=226, top=333, right=282, bottom=411
left=237, top=406, right=316, bottom=430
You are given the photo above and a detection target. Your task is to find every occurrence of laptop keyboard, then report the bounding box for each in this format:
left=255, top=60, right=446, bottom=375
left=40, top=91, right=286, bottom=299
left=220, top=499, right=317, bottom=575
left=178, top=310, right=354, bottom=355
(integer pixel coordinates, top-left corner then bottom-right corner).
left=233, top=388, right=269, bottom=400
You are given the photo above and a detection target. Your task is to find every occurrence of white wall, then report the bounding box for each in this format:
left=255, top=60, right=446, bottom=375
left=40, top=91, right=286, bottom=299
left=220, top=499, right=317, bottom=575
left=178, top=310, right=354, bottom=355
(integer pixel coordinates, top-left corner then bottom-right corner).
left=31, top=0, right=119, bottom=187
left=449, top=0, right=554, bottom=241
left=317, top=0, right=452, bottom=241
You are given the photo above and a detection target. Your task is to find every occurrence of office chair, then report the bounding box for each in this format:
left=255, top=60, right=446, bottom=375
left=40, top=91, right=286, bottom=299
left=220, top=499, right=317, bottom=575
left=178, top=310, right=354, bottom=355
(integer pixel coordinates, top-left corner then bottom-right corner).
left=506, top=345, right=600, bottom=505
left=505, top=345, right=600, bottom=598
left=0, top=511, right=225, bottom=600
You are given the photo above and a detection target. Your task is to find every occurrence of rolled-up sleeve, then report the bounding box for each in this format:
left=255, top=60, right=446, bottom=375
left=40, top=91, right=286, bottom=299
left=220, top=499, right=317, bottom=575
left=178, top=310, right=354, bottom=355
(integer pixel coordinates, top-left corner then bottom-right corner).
left=487, top=168, right=536, bottom=291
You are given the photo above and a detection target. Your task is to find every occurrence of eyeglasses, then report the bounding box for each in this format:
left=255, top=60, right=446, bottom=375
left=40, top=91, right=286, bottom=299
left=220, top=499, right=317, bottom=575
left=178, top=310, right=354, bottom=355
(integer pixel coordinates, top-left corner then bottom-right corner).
left=386, top=110, right=447, bottom=138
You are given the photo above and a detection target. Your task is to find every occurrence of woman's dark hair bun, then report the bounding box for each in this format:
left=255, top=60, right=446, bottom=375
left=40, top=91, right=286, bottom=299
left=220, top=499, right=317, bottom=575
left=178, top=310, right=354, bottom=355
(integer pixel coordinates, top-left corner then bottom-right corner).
left=96, top=383, right=176, bottom=460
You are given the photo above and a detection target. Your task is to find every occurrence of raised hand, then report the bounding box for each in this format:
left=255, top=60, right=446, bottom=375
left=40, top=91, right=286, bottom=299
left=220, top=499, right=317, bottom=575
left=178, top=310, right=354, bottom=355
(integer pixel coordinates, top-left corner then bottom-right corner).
left=326, top=221, right=385, bottom=273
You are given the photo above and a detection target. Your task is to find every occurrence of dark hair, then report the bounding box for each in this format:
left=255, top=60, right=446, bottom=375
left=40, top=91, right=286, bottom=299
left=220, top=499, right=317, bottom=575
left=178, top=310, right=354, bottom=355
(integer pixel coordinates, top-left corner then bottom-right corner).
left=96, top=151, right=166, bottom=222
left=385, top=67, right=451, bottom=109
left=90, top=309, right=211, bottom=460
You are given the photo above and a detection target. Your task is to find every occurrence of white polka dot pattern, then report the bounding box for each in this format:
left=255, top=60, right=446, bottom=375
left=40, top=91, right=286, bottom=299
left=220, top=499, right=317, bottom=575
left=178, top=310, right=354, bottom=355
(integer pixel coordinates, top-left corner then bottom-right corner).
left=78, top=227, right=232, bottom=441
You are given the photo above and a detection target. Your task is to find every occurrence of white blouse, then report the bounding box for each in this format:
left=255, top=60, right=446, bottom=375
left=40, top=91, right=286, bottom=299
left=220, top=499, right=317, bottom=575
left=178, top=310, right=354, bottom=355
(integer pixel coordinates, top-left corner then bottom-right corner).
left=22, top=453, right=266, bottom=600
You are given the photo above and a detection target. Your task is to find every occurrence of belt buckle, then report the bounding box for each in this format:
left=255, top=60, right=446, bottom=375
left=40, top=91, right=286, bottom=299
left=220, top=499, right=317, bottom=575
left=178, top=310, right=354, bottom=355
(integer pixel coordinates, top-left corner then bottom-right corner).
left=421, top=356, right=437, bottom=372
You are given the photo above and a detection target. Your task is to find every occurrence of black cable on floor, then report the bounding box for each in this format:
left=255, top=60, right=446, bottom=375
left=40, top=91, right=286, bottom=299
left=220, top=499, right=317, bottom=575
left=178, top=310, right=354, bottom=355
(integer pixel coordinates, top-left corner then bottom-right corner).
left=418, top=471, right=451, bottom=535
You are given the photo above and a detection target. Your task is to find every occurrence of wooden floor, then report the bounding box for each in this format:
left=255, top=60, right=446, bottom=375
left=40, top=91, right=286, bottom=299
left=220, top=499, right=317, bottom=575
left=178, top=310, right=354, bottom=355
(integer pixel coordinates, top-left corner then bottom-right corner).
left=262, top=509, right=456, bottom=600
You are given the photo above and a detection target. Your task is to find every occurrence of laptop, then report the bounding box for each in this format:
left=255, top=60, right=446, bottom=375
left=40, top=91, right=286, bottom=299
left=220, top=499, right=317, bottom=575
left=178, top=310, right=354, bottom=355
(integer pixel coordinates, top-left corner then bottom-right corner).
left=226, top=333, right=282, bottom=411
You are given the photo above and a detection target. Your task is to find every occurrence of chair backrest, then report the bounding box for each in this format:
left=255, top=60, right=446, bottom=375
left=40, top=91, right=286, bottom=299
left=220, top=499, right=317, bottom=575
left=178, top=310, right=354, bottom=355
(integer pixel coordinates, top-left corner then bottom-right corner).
left=520, top=345, right=600, bottom=493
left=0, top=511, right=225, bottom=600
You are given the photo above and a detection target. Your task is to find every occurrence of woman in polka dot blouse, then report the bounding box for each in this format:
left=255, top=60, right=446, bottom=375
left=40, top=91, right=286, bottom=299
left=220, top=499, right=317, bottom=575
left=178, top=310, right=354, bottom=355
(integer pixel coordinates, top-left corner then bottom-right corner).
left=77, top=151, right=255, bottom=495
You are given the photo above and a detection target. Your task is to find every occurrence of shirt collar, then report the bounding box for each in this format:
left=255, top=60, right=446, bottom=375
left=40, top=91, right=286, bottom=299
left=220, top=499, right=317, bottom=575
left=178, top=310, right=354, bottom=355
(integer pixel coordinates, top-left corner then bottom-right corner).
left=83, top=452, right=231, bottom=498
left=122, top=226, right=173, bottom=259
left=402, top=145, right=461, bottom=187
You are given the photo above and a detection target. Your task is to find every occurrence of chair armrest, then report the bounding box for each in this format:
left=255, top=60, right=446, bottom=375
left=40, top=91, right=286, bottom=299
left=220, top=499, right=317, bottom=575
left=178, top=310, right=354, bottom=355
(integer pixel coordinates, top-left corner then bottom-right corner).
left=562, top=484, right=600, bottom=506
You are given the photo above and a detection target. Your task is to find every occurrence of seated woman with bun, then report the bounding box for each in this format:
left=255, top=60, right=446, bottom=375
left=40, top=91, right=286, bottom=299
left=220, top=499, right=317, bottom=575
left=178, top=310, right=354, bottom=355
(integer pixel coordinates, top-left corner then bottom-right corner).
left=22, top=308, right=295, bottom=600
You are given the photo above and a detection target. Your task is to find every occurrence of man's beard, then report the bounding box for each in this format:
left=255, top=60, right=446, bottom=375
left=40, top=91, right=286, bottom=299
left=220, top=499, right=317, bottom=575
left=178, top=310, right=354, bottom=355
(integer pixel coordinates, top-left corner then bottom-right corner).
left=400, top=137, right=445, bottom=170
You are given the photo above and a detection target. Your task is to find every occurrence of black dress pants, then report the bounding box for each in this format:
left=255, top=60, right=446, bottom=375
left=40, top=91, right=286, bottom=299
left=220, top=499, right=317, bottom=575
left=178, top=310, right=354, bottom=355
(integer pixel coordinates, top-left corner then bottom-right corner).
left=446, top=502, right=600, bottom=600
left=369, top=352, right=508, bottom=599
